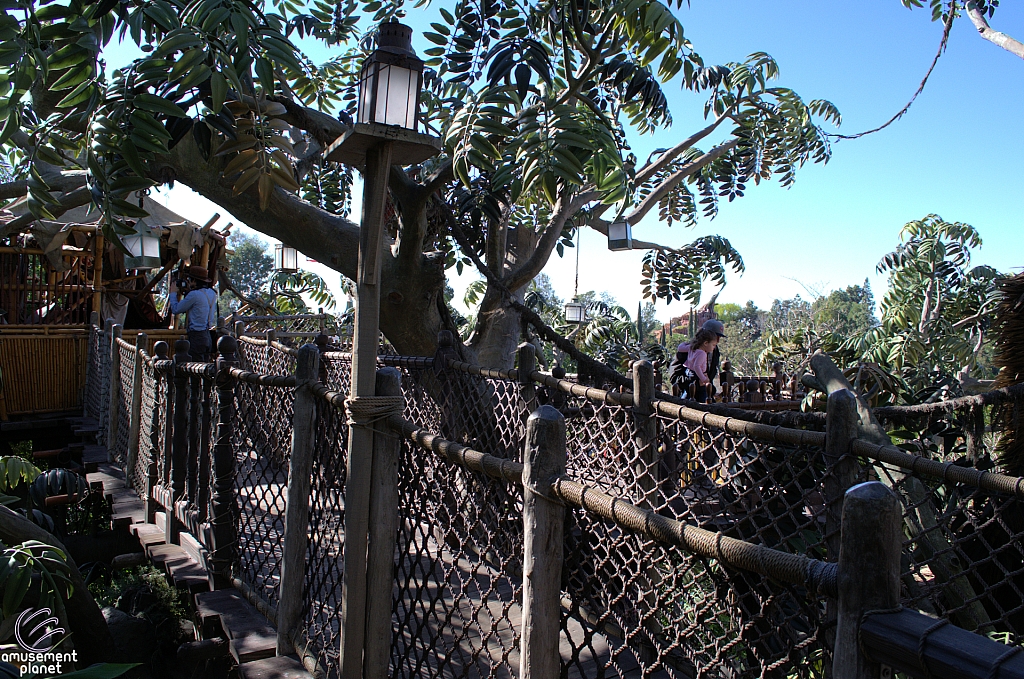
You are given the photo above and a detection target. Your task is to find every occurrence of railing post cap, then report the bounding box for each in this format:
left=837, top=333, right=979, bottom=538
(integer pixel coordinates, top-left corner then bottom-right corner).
left=528, top=404, right=565, bottom=425
left=296, top=343, right=320, bottom=380
left=153, top=341, right=169, bottom=359
left=437, top=329, right=454, bottom=348
left=217, top=334, right=238, bottom=355
left=845, top=480, right=897, bottom=503
left=174, top=337, right=190, bottom=360
left=551, top=363, right=566, bottom=379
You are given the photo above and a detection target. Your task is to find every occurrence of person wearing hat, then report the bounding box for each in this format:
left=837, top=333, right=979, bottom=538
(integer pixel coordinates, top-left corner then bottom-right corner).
left=668, top=318, right=727, bottom=400
left=168, top=266, right=219, bottom=362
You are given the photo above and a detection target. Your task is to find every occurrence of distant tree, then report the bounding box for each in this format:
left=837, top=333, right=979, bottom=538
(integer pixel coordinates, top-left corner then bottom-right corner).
left=226, top=233, right=274, bottom=300
left=810, top=280, right=877, bottom=338
left=718, top=300, right=766, bottom=374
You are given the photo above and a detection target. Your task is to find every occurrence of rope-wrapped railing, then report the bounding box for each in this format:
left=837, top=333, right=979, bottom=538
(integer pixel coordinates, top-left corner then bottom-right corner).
left=226, top=367, right=297, bottom=388
left=115, top=335, right=134, bottom=352
left=238, top=336, right=269, bottom=347
left=549, top=476, right=837, bottom=597
left=382, top=413, right=838, bottom=596
left=653, top=399, right=827, bottom=448
left=309, top=382, right=346, bottom=409
left=175, top=362, right=216, bottom=379
left=852, top=438, right=1024, bottom=498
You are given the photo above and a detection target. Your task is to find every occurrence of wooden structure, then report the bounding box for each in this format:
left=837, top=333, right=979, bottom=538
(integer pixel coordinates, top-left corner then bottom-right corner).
left=0, top=202, right=228, bottom=420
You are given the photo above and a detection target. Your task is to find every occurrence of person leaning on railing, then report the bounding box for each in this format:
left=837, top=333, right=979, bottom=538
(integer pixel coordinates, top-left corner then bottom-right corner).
left=668, top=319, right=727, bottom=399
left=168, top=266, right=218, bottom=362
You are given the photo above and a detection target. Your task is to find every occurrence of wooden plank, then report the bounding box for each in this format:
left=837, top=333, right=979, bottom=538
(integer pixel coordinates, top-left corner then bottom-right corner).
left=229, top=633, right=278, bottom=664
left=237, top=655, right=313, bottom=679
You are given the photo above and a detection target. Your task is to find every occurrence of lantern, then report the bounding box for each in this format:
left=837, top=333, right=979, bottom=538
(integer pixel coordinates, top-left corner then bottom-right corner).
left=123, top=218, right=161, bottom=270
left=357, top=22, right=424, bottom=131
left=274, top=244, right=298, bottom=273
left=564, top=298, right=586, bottom=324
left=608, top=220, right=632, bottom=251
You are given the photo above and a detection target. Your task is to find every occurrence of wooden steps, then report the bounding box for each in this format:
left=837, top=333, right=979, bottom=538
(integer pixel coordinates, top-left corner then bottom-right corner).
left=84, top=458, right=146, bottom=529
left=194, top=589, right=284, bottom=666
left=237, top=655, right=311, bottom=679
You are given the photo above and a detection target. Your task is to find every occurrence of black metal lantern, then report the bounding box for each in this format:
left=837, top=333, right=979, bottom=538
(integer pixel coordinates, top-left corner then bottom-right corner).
left=357, top=22, right=424, bottom=131
left=608, top=220, right=632, bottom=251
left=564, top=298, right=586, bottom=324
left=124, top=218, right=161, bottom=270
left=274, top=243, right=298, bottom=273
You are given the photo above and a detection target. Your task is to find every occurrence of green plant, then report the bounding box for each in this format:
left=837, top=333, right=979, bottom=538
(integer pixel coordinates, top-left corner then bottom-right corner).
left=89, top=566, right=187, bottom=630
left=0, top=540, right=74, bottom=651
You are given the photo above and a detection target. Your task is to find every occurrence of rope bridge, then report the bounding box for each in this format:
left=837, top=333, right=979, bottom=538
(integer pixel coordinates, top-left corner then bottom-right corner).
left=85, top=322, right=1024, bottom=679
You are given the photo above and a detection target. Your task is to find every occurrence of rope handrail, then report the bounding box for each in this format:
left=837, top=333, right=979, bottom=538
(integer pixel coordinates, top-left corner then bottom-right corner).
left=653, top=399, right=827, bottom=448
left=851, top=439, right=1024, bottom=498
left=310, top=381, right=346, bottom=408
left=238, top=335, right=268, bottom=347
left=115, top=336, right=134, bottom=351
left=226, top=367, right=296, bottom=388
left=271, top=340, right=299, bottom=356
left=873, top=383, right=1024, bottom=417
left=383, top=413, right=837, bottom=596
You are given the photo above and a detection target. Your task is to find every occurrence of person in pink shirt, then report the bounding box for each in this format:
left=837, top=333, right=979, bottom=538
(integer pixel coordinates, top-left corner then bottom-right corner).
left=684, top=328, right=719, bottom=403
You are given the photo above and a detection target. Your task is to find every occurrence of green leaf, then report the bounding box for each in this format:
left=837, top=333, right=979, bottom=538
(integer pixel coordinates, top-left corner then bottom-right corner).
left=134, top=93, right=188, bottom=118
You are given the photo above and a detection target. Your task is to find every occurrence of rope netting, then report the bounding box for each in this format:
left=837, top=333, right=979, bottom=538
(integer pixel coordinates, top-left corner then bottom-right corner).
left=300, top=390, right=350, bottom=675
left=78, top=328, right=1024, bottom=677
left=84, top=324, right=110, bottom=438
left=233, top=377, right=294, bottom=610
left=134, top=356, right=161, bottom=497
left=111, top=337, right=134, bottom=469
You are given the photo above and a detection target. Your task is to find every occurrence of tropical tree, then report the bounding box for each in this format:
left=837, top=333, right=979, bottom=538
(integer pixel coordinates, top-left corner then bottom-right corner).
left=226, top=231, right=274, bottom=299
left=0, top=0, right=840, bottom=368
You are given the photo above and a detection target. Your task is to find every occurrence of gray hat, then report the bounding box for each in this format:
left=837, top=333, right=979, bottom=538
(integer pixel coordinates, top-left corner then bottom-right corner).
left=702, top=319, right=727, bottom=338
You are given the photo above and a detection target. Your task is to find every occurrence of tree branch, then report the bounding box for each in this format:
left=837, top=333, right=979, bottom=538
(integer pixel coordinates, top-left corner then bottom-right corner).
left=634, top=111, right=735, bottom=185
left=0, top=170, right=89, bottom=200
left=154, top=136, right=361, bottom=279
left=505, top=192, right=572, bottom=291
left=625, top=139, right=739, bottom=225
left=965, top=1, right=1024, bottom=59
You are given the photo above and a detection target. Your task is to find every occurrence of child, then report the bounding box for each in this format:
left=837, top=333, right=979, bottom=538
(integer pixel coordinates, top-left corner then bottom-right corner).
left=683, top=328, right=718, bottom=403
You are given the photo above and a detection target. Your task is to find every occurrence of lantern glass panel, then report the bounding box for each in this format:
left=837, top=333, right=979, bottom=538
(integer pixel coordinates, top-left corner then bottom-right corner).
left=142, top=234, right=160, bottom=258
left=564, top=300, right=585, bottom=324
left=608, top=221, right=632, bottom=251
left=357, top=62, right=420, bottom=130
left=124, top=235, right=143, bottom=257
left=275, top=244, right=298, bottom=272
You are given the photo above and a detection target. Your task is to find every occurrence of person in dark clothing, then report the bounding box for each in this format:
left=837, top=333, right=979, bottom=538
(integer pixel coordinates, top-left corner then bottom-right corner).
left=668, top=319, right=727, bottom=398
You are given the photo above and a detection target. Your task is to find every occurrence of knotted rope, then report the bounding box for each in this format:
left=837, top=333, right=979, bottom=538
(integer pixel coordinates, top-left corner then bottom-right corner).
left=345, top=395, right=405, bottom=433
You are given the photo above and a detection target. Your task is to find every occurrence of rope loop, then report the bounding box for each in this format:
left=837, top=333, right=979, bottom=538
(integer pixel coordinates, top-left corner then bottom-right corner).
left=987, top=645, right=1022, bottom=679
left=916, top=618, right=950, bottom=677
left=345, top=395, right=404, bottom=428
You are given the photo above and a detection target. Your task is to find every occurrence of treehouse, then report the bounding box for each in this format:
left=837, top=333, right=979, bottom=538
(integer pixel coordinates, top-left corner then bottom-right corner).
left=0, top=201, right=230, bottom=427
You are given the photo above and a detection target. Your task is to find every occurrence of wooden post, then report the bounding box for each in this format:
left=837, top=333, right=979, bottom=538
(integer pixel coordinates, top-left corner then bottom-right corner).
left=722, top=361, right=733, bottom=402
left=364, top=367, right=403, bottom=679
left=167, top=338, right=190, bottom=545
left=518, top=343, right=537, bottom=427
left=91, top=231, right=104, bottom=315
left=211, top=336, right=238, bottom=588
left=234, top=320, right=245, bottom=338
left=632, top=360, right=657, bottom=506
left=106, top=323, right=123, bottom=460
left=277, top=344, right=320, bottom=655
left=340, top=139, right=394, bottom=679
left=126, top=332, right=148, bottom=494
left=520, top=405, right=566, bottom=679
left=834, top=481, right=901, bottom=679
left=824, top=389, right=862, bottom=560
left=147, top=341, right=169, bottom=522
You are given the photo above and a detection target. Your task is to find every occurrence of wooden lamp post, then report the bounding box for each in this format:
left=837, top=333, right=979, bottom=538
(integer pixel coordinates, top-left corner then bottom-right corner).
left=326, top=20, right=440, bottom=679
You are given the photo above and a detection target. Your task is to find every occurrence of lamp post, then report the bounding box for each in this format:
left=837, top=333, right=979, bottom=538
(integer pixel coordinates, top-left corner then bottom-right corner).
left=123, top=218, right=162, bottom=270
left=273, top=243, right=298, bottom=273
left=326, top=21, right=440, bottom=679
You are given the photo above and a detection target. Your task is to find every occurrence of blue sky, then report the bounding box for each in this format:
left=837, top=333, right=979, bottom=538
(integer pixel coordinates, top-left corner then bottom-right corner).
left=140, top=1, right=1023, bottom=321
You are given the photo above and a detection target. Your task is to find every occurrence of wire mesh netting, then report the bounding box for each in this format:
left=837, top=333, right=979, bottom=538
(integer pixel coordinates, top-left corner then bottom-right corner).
left=134, top=359, right=161, bottom=497
left=233, top=379, right=294, bottom=609
left=320, top=353, right=352, bottom=393
left=390, top=370, right=525, bottom=678
left=85, top=325, right=110, bottom=433
left=237, top=337, right=296, bottom=376
left=301, top=398, right=350, bottom=676
left=112, top=338, right=134, bottom=470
